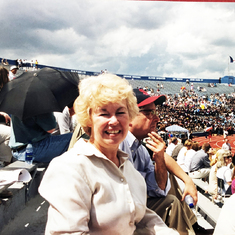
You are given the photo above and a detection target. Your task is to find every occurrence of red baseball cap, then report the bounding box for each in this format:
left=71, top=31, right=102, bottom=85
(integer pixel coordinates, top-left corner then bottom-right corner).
left=133, top=88, right=166, bottom=107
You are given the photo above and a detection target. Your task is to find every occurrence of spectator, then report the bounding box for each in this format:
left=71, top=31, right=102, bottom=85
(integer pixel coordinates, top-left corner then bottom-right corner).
left=213, top=194, right=235, bottom=235
left=35, top=60, right=38, bottom=69
left=166, top=137, right=178, bottom=157
left=0, top=67, right=9, bottom=90
left=208, top=129, right=212, bottom=142
left=17, top=59, right=22, bottom=69
left=177, top=139, right=192, bottom=172
left=230, top=156, right=235, bottom=195
left=39, top=74, right=178, bottom=235
left=171, top=141, right=184, bottom=161
left=120, top=89, right=209, bottom=235
left=69, top=87, right=209, bottom=234
left=184, top=141, right=200, bottom=174
left=8, top=65, right=18, bottom=81
left=0, top=112, right=12, bottom=165
left=1, top=59, right=9, bottom=66
left=158, top=124, right=169, bottom=146
left=9, top=112, right=72, bottom=163
left=222, top=138, right=232, bottom=151
left=216, top=151, right=233, bottom=195
left=206, top=148, right=222, bottom=200
left=1, top=62, right=72, bottom=164
left=189, top=143, right=211, bottom=179
left=232, top=178, right=235, bottom=195
left=223, top=127, right=228, bottom=140
left=190, top=83, right=194, bottom=91
left=0, top=68, right=12, bottom=165
left=53, top=103, right=76, bottom=135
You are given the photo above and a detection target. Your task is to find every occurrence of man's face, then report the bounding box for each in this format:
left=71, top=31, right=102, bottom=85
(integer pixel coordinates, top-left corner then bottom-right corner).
left=11, top=69, right=17, bottom=74
left=129, top=102, right=159, bottom=141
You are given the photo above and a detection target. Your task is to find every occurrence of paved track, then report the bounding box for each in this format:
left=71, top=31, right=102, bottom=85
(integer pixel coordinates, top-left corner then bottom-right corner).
left=194, top=135, right=235, bottom=153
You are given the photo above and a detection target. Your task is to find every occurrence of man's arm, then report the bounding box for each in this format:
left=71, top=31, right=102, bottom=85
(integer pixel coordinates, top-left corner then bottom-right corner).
left=164, top=154, right=198, bottom=205
left=47, top=128, right=56, bottom=134
left=145, top=132, right=168, bottom=190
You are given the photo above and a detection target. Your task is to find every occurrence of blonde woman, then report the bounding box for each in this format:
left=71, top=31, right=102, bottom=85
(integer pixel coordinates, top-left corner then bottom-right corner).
left=216, top=150, right=233, bottom=194
left=39, top=74, right=178, bottom=235
left=207, top=149, right=232, bottom=200
left=177, top=139, right=192, bottom=172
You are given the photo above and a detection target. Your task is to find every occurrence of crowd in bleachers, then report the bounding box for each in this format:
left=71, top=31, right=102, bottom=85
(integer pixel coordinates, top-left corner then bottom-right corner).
left=137, top=83, right=235, bottom=210
left=3, top=68, right=235, bottom=233
left=138, top=85, right=235, bottom=134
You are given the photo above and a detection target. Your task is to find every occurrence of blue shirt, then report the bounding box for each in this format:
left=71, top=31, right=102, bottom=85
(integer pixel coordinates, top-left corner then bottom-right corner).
left=189, top=149, right=210, bottom=172
left=120, top=131, right=171, bottom=197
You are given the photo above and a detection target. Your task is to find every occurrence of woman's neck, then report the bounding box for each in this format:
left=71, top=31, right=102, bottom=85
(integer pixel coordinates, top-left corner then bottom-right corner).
left=89, top=140, right=120, bottom=167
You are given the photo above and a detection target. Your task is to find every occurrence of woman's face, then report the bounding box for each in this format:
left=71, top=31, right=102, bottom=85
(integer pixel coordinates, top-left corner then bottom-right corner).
left=90, top=100, right=130, bottom=152
left=225, top=156, right=232, bottom=165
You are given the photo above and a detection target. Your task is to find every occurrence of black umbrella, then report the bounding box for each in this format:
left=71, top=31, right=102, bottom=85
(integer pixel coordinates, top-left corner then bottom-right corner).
left=0, top=67, right=79, bottom=120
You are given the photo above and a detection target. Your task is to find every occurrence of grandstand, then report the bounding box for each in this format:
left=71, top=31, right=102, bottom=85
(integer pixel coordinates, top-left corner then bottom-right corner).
left=1, top=56, right=235, bottom=96
left=128, top=79, right=235, bottom=97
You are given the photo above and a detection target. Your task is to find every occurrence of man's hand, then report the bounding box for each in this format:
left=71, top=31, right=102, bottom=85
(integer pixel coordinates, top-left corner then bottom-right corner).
left=0, top=112, right=11, bottom=125
left=145, top=131, right=166, bottom=160
left=164, top=153, right=198, bottom=205
left=145, top=131, right=168, bottom=190
left=181, top=177, right=198, bottom=205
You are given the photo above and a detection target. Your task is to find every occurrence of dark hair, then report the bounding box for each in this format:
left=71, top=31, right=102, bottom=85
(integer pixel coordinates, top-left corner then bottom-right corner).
left=159, top=124, right=166, bottom=131
left=202, top=142, right=211, bottom=153
left=0, top=67, right=9, bottom=90
left=171, top=137, right=178, bottom=144
left=192, top=141, right=200, bottom=151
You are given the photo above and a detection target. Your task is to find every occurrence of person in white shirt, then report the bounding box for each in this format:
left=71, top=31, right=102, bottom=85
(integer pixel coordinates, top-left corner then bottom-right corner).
left=53, top=104, right=76, bottom=135
left=214, top=194, right=235, bottom=235
left=216, top=152, right=233, bottom=194
left=8, top=65, right=18, bottom=81
left=177, top=139, right=192, bottom=172
left=223, top=128, right=228, bottom=140
left=39, top=74, right=178, bottom=235
left=166, top=137, right=178, bottom=156
left=184, top=141, right=200, bottom=173
left=222, top=138, right=232, bottom=151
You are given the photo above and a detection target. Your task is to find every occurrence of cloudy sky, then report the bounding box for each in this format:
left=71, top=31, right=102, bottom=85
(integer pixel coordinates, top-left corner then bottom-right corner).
left=1, top=0, right=235, bottom=79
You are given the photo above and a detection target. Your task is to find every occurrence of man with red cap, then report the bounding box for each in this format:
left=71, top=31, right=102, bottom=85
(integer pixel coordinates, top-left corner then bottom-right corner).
left=120, top=88, right=212, bottom=235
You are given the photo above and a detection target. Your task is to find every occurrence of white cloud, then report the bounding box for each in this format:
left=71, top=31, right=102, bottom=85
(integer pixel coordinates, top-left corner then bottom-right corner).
left=0, top=0, right=235, bottom=79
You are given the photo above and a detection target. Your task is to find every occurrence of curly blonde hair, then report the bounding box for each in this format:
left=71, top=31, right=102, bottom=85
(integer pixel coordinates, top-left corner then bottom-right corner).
left=215, top=149, right=232, bottom=171
left=74, top=74, right=139, bottom=136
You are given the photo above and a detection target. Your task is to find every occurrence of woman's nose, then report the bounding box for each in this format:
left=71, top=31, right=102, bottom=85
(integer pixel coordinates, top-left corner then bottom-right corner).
left=109, top=115, right=118, bottom=124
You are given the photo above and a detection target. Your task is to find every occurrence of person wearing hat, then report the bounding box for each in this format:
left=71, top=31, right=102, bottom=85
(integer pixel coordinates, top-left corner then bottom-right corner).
left=120, top=88, right=212, bottom=235
left=9, top=65, right=18, bottom=81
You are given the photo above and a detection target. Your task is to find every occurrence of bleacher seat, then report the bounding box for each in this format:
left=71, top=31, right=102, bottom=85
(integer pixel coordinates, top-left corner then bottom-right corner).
left=128, top=80, right=235, bottom=97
